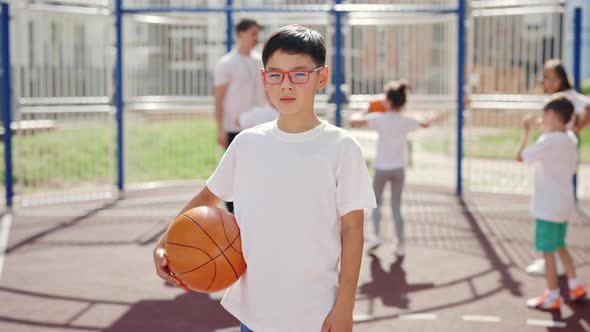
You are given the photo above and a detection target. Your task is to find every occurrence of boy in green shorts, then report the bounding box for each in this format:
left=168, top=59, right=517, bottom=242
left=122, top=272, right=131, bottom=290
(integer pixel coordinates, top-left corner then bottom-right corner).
left=517, top=96, right=587, bottom=310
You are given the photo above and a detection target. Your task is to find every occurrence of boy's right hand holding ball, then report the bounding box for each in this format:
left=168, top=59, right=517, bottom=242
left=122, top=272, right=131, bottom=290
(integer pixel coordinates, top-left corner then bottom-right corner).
left=153, top=241, right=189, bottom=291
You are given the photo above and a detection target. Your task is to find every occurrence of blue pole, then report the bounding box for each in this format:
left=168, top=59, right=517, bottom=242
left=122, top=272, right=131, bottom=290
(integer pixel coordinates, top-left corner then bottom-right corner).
left=334, top=0, right=343, bottom=127
left=226, top=0, right=233, bottom=53
left=573, top=7, right=582, bottom=91
left=573, top=7, right=582, bottom=200
left=456, top=0, right=465, bottom=196
left=1, top=3, right=13, bottom=208
left=115, top=0, right=124, bottom=191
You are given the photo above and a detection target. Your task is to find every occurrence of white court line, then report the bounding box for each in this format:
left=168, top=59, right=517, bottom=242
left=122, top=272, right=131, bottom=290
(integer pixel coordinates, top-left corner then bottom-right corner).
left=0, top=213, right=13, bottom=280
left=526, top=319, right=567, bottom=328
left=353, top=314, right=373, bottom=322
left=398, top=313, right=437, bottom=320
left=213, top=327, right=240, bottom=332
left=462, top=315, right=501, bottom=323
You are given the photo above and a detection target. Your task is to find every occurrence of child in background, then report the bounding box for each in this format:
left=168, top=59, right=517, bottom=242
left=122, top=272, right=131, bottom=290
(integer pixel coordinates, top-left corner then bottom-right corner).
left=349, top=80, right=444, bottom=256
left=238, top=105, right=279, bottom=129
left=516, top=96, right=586, bottom=310
left=526, top=59, right=590, bottom=277
left=541, top=59, right=590, bottom=134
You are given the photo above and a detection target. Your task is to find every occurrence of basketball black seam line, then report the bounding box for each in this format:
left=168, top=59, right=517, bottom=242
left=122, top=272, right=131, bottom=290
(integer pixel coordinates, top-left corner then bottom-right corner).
left=166, top=242, right=214, bottom=275
left=217, top=209, right=232, bottom=245
left=227, top=232, right=243, bottom=255
left=166, top=241, right=243, bottom=275
left=182, top=213, right=240, bottom=279
left=215, top=209, right=241, bottom=254
left=182, top=213, right=226, bottom=255
left=216, top=209, right=242, bottom=254
left=207, top=259, right=217, bottom=291
left=167, top=239, right=241, bottom=256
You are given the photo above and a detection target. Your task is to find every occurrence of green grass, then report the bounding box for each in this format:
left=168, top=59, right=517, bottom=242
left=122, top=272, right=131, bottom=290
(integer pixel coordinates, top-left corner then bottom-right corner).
left=3, top=116, right=590, bottom=192
left=0, top=119, right=221, bottom=192
left=127, top=119, right=221, bottom=183
left=417, top=128, right=590, bottom=161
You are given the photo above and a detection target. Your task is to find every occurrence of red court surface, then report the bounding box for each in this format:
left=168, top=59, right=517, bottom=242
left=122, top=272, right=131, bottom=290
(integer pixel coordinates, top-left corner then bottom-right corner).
left=0, top=183, right=588, bottom=332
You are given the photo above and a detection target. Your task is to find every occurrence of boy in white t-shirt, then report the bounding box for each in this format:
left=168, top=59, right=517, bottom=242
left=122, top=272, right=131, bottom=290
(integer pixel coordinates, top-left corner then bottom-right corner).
left=153, top=25, right=376, bottom=331
left=517, top=96, right=587, bottom=310
left=526, top=58, right=590, bottom=277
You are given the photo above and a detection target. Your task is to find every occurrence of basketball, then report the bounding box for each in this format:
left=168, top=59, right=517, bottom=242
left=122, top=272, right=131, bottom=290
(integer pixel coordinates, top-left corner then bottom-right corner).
left=164, top=206, right=246, bottom=293
left=368, top=97, right=386, bottom=113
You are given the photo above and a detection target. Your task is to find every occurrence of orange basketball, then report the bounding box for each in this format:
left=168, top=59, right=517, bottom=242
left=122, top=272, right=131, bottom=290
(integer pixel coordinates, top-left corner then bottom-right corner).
left=164, top=206, right=246, bottom=293
left=368, top=97, right=386, bottom=113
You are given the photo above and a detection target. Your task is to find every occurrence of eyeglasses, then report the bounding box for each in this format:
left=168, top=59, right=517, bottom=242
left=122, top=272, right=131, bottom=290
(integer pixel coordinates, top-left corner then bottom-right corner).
left=261, top=67, right=324, bottom=85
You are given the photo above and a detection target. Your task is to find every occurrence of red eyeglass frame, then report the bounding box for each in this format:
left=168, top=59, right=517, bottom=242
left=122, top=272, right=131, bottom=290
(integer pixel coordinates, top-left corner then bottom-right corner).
left=261, top=66, right=324, bottom=85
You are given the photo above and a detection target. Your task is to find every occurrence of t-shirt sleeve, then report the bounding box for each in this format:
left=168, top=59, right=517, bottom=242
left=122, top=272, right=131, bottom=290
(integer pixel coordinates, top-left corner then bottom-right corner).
left=522, top=136, right=552, bottom=164
left=366, top=113, right=381, bottom=130
left=573, top=93, right=590, bottom=115
left=403, top=117, right=421, bottom=133
left=335, top=139, right=377, bottom=217
left=213, top=60, right=231, bottom=87
left=206, top=137, right=238, bottom=201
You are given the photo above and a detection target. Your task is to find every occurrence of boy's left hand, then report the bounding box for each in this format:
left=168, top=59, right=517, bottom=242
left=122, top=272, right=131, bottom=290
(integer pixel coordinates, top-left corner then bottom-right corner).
left=321, top=304, right=353, bottom=332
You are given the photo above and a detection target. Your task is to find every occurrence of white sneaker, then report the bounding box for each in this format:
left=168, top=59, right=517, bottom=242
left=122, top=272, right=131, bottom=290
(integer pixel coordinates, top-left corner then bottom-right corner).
left=526, top=291, right=562, bottom=310
left=526, top=259, right=546, bottom=276
left=365, top=236, right=382, bottom=250
left=526, top=258, right=565, bottom=276
left=394, top=243, right=405, bottom=257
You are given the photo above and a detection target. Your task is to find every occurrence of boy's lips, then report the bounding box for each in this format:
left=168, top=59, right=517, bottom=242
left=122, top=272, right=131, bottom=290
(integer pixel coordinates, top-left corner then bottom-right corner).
left=280, top=97, right=296, bottom=104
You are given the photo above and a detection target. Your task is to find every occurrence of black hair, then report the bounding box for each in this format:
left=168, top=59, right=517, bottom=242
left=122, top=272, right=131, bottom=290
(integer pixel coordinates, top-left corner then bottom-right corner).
left=544, top=95, right=574, bottom=125
left=235, top=18, right=261, bottom=33
left=262, top=25, right=326, bottom=68
left=384, top=80, right=408, bottom=108
left=544, top=59, right=572, bottom=92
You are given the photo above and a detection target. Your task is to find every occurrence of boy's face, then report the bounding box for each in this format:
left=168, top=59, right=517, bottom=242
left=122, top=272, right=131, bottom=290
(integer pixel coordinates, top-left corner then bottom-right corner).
left=541, top=68, right=561, bottom=94
left=262, top=50, right=329, bottom=116
left=238, top=26, right=260, bottom=50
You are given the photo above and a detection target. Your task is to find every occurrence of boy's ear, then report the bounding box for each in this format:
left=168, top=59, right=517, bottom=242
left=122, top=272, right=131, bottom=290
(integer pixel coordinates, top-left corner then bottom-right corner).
left=260, top=70, right=269, bottom=92
left=317, top=66, right=329, bottom=90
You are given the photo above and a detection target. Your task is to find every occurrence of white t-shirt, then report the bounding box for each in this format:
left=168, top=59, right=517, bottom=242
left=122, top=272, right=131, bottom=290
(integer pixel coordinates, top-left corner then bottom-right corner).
left=551, top=89, right=590, bottom=129
left=239, top=106, right=279, bottom=129
left=214, top=50, right=266, bottom=132
left=522, top=131, right=578, bottom=222
left=207, top=120, right=376, bottom=332
left=366, top=111, right=420, bottom=170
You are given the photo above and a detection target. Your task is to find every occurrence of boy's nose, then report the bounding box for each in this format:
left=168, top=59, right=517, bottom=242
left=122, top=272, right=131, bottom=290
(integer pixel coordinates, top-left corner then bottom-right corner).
left=280, top=80, right=294, bottom=90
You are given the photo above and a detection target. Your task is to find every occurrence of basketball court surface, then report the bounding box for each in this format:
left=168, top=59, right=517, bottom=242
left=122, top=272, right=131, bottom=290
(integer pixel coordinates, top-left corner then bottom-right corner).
left=0, top=183, right=588, bottom=331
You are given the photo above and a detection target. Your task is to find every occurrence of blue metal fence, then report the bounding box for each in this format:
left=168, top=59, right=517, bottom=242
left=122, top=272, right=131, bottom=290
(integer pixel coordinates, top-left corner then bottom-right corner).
left=1, top=2, right=13, bottom=207
left=117, top=0, right=466, bottom=193
left=0, top=0, right=584, bottom=207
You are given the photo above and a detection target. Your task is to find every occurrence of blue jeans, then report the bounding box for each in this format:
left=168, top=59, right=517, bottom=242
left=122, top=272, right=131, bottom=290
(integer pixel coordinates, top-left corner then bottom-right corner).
left=240, top=323, right=253, bottom=332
